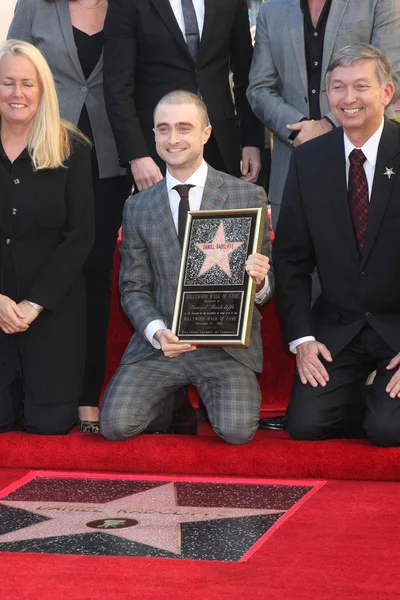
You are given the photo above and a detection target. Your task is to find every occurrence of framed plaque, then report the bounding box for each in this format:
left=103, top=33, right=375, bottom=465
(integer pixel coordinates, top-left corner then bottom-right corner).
left=172, top=207, right=265, bottom=347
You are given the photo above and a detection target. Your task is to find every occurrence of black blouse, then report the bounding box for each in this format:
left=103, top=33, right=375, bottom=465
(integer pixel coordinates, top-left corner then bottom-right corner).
left=301, top=0, right=332, bottom=120
left=72, top=27, right=103, bottom=142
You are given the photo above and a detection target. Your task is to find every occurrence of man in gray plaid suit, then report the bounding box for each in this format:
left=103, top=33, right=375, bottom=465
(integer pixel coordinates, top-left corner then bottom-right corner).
left=100, top=90, right=274, bottom=444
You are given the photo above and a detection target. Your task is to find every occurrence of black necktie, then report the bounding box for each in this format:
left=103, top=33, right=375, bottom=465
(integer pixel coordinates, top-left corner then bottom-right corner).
left=174, top=184, right=195, bottom=246
left=181, top=0, right=200, bottom=62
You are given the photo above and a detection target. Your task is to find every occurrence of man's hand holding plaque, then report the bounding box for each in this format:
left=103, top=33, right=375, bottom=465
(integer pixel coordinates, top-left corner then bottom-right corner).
left=154, top=329, right=197, bottom=359
left=245, top=253, right=271, bottom=292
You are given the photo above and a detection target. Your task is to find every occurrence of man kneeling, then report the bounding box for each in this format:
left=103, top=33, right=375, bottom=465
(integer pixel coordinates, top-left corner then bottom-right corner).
left=274, top=44, right=400, bottom=446
left=100, top=91, right=274, bottom=444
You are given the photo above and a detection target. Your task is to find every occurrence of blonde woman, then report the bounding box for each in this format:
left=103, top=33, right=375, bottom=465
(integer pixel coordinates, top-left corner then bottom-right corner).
left=0, top=40, right=94, bottom=434
left=9, top=0, right=130, bottom=433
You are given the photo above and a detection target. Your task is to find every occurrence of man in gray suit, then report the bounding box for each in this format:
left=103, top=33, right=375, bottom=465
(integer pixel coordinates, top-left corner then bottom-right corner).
left=100, top=90, right=274, bottom=445
left=247, top=0, right=400, bottom=229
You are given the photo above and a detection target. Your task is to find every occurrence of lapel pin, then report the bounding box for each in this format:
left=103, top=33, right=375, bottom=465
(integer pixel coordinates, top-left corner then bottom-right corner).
left=218, top=197, right=224, bottom=201
left=384, top=167, right=395, bottom=179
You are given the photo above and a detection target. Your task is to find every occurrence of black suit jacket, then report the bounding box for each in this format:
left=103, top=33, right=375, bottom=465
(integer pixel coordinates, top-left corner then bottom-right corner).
left=103, top=0, right=264, bottom=176
left=273, top=118, right=400, bottom=357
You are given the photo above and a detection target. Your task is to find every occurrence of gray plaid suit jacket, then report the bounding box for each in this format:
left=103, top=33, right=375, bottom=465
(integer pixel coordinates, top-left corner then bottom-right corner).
left=247, top=0, right=400, bottom=218
left=119, top=165, right=274, bottom=373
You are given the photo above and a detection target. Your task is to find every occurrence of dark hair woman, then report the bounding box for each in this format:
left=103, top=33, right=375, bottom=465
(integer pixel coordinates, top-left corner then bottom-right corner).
left=9, top=0, right=130, bottom=432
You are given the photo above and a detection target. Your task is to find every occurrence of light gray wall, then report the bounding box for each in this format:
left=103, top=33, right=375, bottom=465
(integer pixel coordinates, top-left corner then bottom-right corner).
left=0, top=0, right=17, bottom=42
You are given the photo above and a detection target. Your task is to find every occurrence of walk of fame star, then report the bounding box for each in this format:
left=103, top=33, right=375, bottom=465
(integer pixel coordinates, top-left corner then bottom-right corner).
left=196, top=221, right=244, bottom=278
left=0, top=483, right=282, bottom=556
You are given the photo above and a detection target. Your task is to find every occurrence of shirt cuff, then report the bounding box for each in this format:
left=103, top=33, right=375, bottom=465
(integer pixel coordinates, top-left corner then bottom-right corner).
left=289, top=336, right=316, bottom=354
left=288, top=116, right=308, bottom=141
left=323, top=116, right=336, bottom=130
left=255, top=278, right=271, bottom=304
left=26, top=300, right=44, bottom=313
left=145, top=319, right=167, bottom=349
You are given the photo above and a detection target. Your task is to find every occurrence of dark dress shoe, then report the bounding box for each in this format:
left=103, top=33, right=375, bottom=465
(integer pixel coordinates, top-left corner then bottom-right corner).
left=259, top=416, right=287, bottom=430
left=167, top=391, right=198, bottom=435
left=78, top=419, right=100, bottom=434
left=197, top=396, right=210, bottom=423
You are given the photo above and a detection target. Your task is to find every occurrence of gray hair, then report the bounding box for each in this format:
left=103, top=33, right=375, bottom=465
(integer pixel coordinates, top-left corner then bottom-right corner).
left=326, top=43, right=392, bottom=89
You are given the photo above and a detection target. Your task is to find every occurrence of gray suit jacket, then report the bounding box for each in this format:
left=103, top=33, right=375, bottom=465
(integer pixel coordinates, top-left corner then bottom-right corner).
left=119, top=166, right=274, bottom=373
left=247, top=0, right=400, bottom=214
left=8, top=0, right=124, bottom=179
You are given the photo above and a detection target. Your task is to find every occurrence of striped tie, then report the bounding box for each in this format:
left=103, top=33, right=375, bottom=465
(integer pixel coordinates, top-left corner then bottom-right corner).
left=181, top=0, right=200, bottom=61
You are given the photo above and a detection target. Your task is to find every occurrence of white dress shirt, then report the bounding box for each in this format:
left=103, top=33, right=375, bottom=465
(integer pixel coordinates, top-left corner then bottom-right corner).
left=289, top=119, right=384, bottom=353
left=145, top=160, right=271, bottom=347
left=169, top=0, right=205, bottom=39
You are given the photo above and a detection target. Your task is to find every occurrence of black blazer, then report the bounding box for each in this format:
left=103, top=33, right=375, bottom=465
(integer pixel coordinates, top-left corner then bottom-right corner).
left=103, top=0, right=264, bottom=175
left=0, top=137, right=94, bottom=311
left=273, top=118, right=400, bottom=357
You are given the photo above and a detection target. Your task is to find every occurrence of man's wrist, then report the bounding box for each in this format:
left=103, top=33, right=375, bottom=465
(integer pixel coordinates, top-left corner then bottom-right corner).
left=154, top=329, right=164, bottom=344
left=288, top=117, right=308, bottom=142
left=289, top=336, right=316, bottom=354
left=26, top=300, right=43, bottom=313
left=144, top=320, right=166, bottom=348
left=129, top=156, right=151, bottom=164
left=256, top=278, right=266, bottom=293
left=323, top=117, right=336, bottom=130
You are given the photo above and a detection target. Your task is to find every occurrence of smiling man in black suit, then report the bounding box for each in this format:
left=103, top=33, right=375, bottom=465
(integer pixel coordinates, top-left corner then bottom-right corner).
left=273, top=43, right=400, bottom=446
left=103, top=0, right=264, bottom=191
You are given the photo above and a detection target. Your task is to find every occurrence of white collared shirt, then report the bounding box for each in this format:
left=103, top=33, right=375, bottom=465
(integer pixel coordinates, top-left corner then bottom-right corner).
left=166, top=159, right=208, bottom=229
left=289, top=120, right=384, bottom=353
left=343, top=119, right=384, bottom=194
left=145, top=160, right=270, bottom=347
left=169, top=0, right=205, bottom=39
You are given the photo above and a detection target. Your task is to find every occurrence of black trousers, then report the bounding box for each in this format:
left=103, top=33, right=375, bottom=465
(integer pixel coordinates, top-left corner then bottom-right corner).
left=80, top=162, right=130, bottom=407
left=287, top=325, right=400, bottom=447
left=203, top=132, right=234, bottom=175
left=0, top=290, right=86, bottom=434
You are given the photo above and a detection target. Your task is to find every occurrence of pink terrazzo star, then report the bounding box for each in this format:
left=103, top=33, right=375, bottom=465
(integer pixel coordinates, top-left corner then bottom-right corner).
left=196, top=221, right=244, bottom=278
left=0, top=483, right=282, bottom=555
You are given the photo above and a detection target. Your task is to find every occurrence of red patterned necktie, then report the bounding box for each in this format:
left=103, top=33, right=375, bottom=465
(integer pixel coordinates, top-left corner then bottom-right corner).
left=348, top=148, right=369, bottom=252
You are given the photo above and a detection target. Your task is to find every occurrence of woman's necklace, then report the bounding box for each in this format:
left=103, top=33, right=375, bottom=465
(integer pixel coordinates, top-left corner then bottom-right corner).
left=76, top=0, right=107, bottom=9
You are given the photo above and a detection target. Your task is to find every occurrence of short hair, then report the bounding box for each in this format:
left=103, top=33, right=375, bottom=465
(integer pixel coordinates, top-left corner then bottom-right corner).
left=0, top=40, right=86, bottom=170
left=154, top=90, right=210, bottom=128
left=326, top=43, right=392, bottom=89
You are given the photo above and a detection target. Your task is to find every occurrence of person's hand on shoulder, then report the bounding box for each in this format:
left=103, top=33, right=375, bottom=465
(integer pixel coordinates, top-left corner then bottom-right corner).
left=286, top=119, right=332, bottom=148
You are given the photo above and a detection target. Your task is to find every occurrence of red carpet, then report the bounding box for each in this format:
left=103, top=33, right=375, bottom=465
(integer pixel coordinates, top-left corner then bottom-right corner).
left=0, top=469, right=399, bottom=600
left=1, top=426, right=400, bottom=481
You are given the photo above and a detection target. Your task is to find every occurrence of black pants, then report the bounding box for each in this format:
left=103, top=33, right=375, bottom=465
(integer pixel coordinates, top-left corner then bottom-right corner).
left=0, top=291, right=86, bottom=434
left=287, top=325, right=400, bottom=447
left=80, top=162, right=130, bottom=407
left=203, top=132, right=232, bottom=174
